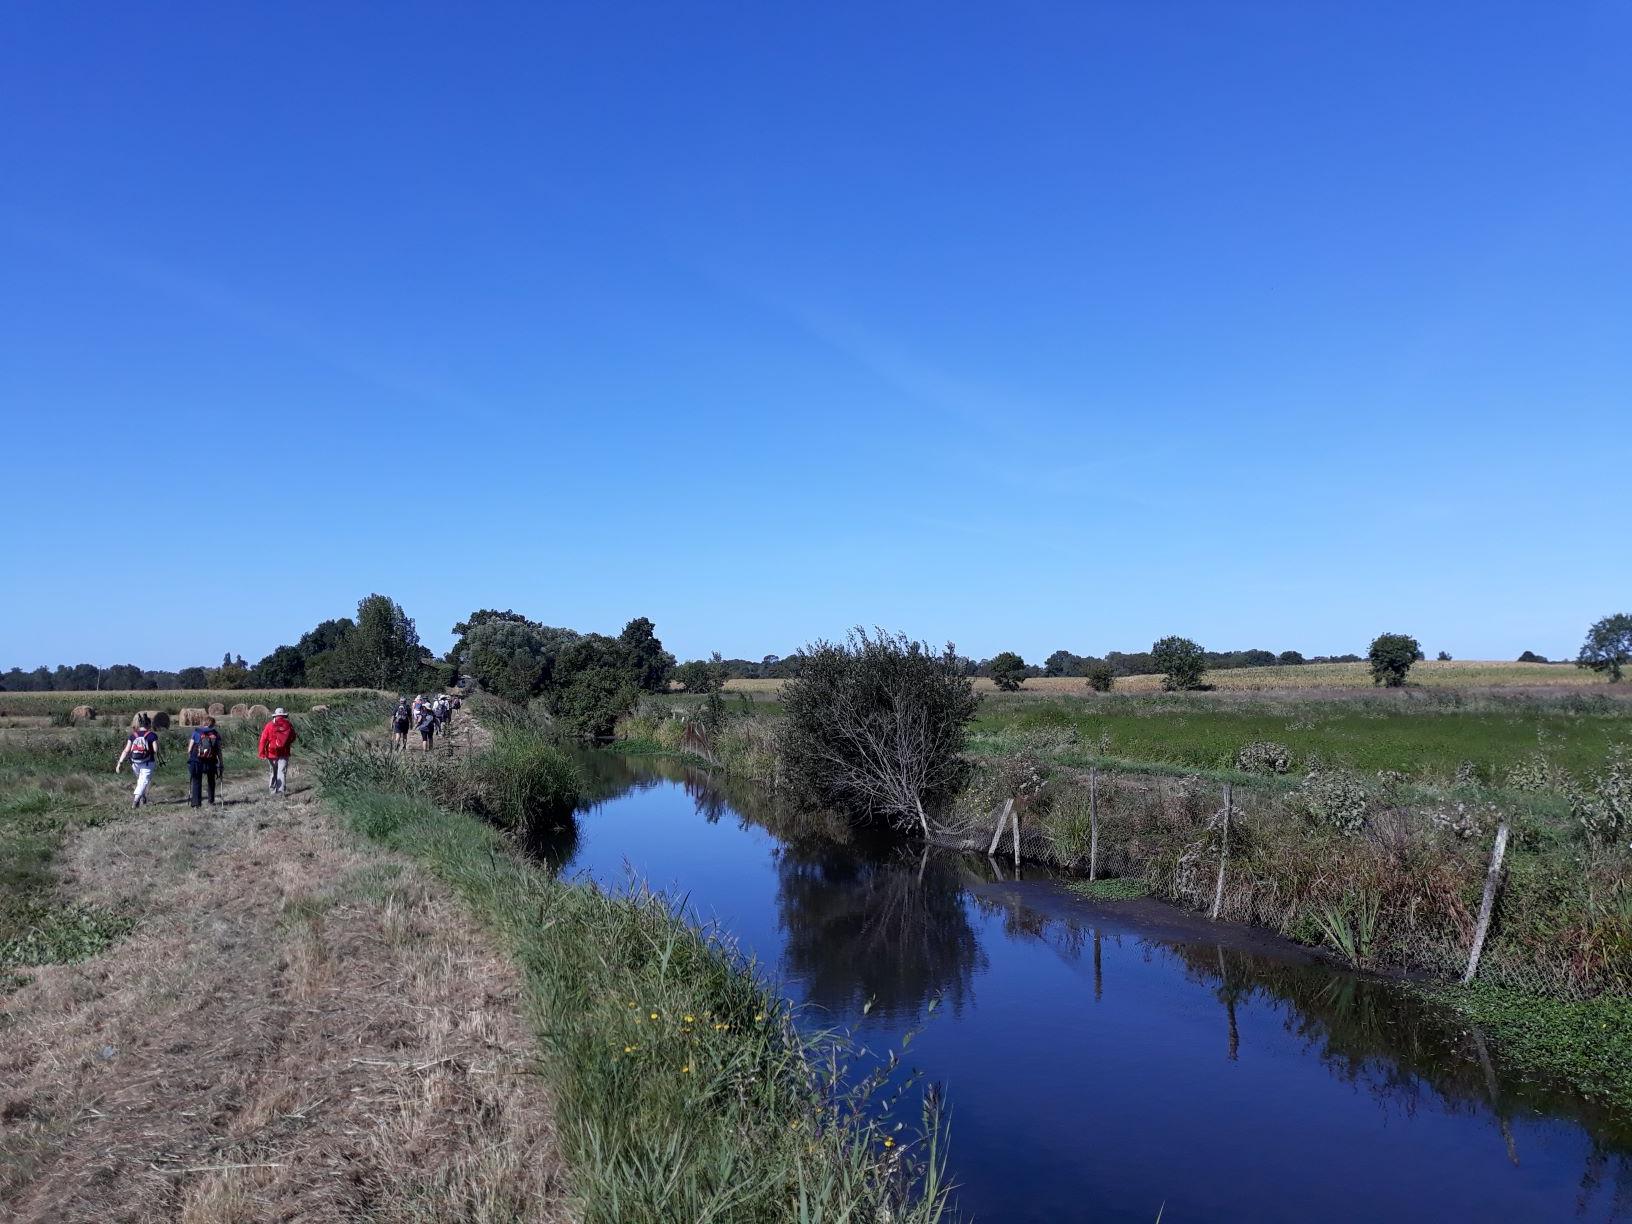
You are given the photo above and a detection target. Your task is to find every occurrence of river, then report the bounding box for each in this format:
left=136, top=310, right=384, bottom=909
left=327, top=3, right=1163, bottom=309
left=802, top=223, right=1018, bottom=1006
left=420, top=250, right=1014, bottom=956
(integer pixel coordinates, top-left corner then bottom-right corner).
left=534, top=754, right=1630, bottom=1222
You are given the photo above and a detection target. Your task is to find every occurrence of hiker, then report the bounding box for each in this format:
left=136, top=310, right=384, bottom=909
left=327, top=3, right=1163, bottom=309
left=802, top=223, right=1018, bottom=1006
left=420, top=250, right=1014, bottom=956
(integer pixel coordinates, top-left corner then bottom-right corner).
left=434, top=693, right=451, bottom=730
left=187, top=715, right=225, bottom=807
left=391, top=697, right=412, bottom=751
left=416, top=701, right=437, bottom=752
left=115, top=715, right=161, bottom=808
left=257, top=707, right=298, bottom=795
left=410, top=693, right=426, bottom=726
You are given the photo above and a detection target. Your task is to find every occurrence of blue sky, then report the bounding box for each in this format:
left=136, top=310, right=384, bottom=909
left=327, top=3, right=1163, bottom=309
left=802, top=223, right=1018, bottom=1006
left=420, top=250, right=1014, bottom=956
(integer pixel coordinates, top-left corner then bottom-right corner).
left=3, top=3, right=1627, bottom=668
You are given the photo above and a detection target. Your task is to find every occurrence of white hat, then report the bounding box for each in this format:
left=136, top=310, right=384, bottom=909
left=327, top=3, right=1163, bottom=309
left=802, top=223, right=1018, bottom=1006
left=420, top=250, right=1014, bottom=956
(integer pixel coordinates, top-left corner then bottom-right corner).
left=273, top=707, right=287, bottom=717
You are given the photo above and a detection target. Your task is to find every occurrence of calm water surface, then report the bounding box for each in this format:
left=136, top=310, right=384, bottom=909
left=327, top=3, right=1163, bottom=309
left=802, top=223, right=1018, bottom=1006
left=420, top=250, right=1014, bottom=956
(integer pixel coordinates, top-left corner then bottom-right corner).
left=539, top=756, right=1630, bottom=1223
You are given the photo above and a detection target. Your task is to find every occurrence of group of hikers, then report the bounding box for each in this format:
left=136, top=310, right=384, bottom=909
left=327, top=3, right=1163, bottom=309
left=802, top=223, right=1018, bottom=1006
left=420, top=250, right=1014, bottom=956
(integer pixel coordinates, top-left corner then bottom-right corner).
left=114, top=707, right=299, bottom=809
left=113, top=693, right=462, bottom=810
left=391, top=692, right=458, bottom=751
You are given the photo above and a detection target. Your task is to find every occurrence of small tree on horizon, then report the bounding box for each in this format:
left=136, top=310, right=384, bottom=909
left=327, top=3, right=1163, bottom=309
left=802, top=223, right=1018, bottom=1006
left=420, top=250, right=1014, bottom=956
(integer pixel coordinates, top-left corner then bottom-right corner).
left=1577, top=613, right=1632, bottom=682
left=1437, top=651, right=1452, bottom=661
left=1085, top=661, right=1115, bottom=692
left=1368, top=632, right=1422, bottom=687
left=988, top=651, right=1028, bottom=691
left=1152, top=636, right=1206, bottom=691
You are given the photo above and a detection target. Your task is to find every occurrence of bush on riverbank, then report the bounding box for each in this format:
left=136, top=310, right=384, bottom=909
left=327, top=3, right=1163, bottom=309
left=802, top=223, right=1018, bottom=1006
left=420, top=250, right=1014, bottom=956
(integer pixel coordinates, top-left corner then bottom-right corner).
left=319, top=760, right=950, bottom=1222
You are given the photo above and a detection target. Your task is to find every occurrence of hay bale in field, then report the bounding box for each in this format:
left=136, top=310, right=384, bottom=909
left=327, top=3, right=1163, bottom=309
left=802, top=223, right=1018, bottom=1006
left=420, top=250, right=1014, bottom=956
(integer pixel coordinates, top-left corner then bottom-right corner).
left=179, top=707, right=209, bottom=727
left=230, top=704, right=252, bottom=719
left=131, top=710, right=171, bottom=729
left=70, top=705, right=96, bottom=720
left=207, top=702, right=226, bottom=716
left=310, top=704, right=329, bottom=714
left=247, top=704, right=272, bottom=721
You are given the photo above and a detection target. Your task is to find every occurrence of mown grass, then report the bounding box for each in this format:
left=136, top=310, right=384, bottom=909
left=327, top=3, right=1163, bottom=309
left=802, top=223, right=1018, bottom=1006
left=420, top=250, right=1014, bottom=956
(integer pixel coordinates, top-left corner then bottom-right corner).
left=0, top=703, right=328, bottom=984
left=318, top=751, right=951, bottom=1223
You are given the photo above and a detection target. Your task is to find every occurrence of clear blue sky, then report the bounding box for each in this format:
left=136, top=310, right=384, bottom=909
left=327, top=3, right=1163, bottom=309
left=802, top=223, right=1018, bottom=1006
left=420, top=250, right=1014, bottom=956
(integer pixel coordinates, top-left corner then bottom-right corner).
left=3, top=3, right=1626, bottom=669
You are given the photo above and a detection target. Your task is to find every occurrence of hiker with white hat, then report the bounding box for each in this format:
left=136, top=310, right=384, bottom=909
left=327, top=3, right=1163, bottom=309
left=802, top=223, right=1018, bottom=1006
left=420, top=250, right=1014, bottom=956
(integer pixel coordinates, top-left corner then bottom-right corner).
left=257, top=707, right=298, bottom=795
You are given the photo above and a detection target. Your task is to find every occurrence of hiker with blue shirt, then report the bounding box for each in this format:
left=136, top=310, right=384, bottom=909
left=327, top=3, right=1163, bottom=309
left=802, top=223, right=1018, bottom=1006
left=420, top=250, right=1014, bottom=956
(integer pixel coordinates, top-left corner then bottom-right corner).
left=186, top=716, right=225, bottom=807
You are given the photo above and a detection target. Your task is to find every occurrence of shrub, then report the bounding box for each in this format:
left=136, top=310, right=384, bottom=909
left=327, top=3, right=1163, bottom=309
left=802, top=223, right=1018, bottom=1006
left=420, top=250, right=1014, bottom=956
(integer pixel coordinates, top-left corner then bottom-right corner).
left=1084, top=662, right=1114, bottom=692
left=1518, top=650, right=1550, bottom=664
left=674, top=655, right=725, bottom=694
left=1573, top=746, right=1631, bottom=846
left=1293, top=769, right=1370, bottom=834
left=781, top=629, right=979, bottom=836
left=1437, top=651, right=1452, bottom=661
left=1368, top=632, right=1422, bottom=687
left=987, top=652, right=1027, bottom=692
left=1235, top=740, right=1291, bottom=775
left=1151, top=636, right=1206, bottom=691
left=469, top=735, right=583, bottom=833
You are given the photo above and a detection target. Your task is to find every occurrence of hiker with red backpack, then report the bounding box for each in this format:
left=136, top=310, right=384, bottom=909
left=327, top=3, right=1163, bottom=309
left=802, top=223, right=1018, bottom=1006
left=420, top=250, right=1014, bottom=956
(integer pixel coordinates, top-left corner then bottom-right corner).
left=187, top=715, right=225, bottom=807
left=257, top=707, right=297, bottom=795
left=115, top=714, right=162, bottom=808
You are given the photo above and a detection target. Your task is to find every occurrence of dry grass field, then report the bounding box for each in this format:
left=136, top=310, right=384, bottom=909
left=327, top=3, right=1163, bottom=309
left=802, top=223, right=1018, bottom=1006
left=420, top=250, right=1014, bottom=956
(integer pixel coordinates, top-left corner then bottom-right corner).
left=0, top=689, right=377, bottom=718
left=725, top=659, right=1609, bottom=698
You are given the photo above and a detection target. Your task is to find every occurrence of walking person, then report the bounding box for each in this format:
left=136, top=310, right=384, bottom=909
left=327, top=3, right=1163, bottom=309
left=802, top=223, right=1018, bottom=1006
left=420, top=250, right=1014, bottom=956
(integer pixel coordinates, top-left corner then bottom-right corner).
left=115, top=714, right=162, bottom=808
left=416, top=701, right=437, bottom=752
left=187, top=715, right=225, bottom=807
left=258, top=707, right=298, bottom=795
left=391, top=697, right=412, bottom=751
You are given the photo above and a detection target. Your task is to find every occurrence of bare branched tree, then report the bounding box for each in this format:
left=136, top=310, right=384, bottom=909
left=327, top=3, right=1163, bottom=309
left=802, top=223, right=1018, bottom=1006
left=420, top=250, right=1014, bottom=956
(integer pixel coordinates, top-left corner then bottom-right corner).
left=781, top=629, right=980, bottom=837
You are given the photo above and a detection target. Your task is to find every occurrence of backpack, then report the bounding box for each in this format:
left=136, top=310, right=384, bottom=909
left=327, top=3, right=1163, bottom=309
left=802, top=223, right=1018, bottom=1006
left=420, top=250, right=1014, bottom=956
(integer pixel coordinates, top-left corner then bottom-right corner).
left=393, top=708, right=411, bottom=732
left=195, top=729, right=219, bottom=761
left=129, top=731, right=154, bottom=761
left=264, top=717, right=294, bottom=754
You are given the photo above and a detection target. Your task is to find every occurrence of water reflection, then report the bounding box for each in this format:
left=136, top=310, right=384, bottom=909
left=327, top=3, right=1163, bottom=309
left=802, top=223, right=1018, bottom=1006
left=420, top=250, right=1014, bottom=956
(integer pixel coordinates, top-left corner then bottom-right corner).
left=543, top=752, right=1632, bottom=1222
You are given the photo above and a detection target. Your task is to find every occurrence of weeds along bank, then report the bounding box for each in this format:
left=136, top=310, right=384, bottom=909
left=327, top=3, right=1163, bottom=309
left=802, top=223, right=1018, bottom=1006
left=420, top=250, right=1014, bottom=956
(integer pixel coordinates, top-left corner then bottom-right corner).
left=312, top=699, right=951, bottom=1223
left=618, top=693, right=1632, bottom=998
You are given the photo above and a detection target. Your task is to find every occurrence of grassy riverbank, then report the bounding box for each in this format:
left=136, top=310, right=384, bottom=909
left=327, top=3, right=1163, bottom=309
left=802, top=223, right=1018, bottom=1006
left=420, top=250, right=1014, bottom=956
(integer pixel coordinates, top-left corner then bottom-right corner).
left=315, top=709, right=950, bottom=1223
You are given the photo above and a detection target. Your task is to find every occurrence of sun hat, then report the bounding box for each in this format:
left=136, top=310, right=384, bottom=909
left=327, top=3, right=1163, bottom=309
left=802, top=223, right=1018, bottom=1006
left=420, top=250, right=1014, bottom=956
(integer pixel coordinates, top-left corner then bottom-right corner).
left=273, top=707, right=287, bottom=717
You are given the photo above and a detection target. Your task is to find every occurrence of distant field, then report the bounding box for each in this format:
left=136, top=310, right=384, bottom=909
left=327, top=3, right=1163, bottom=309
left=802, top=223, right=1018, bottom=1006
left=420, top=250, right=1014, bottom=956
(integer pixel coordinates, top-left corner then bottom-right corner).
left=0, top=689, right=376, bottom=718
left=724, top=660, right=1608, bottom=698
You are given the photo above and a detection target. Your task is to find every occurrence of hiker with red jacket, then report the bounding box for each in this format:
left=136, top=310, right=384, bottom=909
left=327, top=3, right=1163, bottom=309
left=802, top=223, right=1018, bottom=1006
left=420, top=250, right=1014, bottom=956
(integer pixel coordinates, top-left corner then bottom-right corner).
left=258, top=707, right=297, bottom=795
left=187, top=715, right=225, bottom=807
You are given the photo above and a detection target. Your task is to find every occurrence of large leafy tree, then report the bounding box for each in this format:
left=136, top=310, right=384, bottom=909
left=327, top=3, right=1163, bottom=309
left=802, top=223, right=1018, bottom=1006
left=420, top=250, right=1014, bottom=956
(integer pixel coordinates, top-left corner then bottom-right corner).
left=1368, top=632, right=1423, bottom=687
left=337, top=594, right=424, bottom=690
left=987, top=651, right=1028, bottom=692
left=1152, top=636, right=1206, bottom=691
left=618, top=617, right=676, bottom=693
left=1577, top=613, right=1632, bottom=682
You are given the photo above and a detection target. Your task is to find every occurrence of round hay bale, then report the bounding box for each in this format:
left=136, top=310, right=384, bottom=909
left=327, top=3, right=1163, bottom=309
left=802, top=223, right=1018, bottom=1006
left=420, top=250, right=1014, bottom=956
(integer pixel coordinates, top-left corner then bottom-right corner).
left=207, top=702, right=226, bottom=716
left=71, top=705, right=96, bottom=720
left=310, top=704, right=329, bottom=714
left=179, top=707, right=208, bottom=727
left=229, top=704, right=251, bottom=719
left=132, top=710, right=171, bottom=729
left=247, top=704, right=272, bottom=721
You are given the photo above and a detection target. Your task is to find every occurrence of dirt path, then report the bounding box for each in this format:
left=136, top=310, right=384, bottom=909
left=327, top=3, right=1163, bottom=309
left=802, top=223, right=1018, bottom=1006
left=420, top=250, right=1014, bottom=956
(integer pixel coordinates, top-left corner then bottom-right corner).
left=0, top=716, right=566, bottom=1223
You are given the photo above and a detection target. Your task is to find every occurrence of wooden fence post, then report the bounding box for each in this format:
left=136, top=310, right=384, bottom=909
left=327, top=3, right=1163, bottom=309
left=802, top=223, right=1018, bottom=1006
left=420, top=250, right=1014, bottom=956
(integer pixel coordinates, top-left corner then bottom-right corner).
left=1012, top=801, right=1021, bottom=869
left=1088, top=767, right=1100, bottom=882
left=987, top=798, right=1014, bottom=858
left=1462, top=822, right=1510, bottom=986
left=1211, top=782, right=1231, bottom=921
